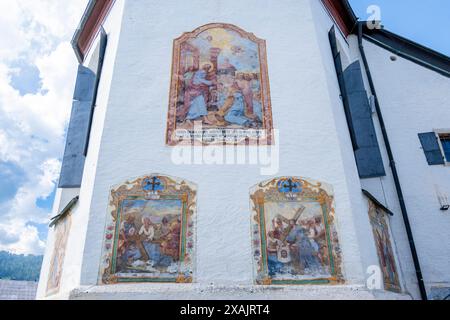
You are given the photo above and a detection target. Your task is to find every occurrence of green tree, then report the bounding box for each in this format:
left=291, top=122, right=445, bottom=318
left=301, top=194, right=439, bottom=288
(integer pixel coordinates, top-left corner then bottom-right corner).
left=0, top=251, right=43, bottom=282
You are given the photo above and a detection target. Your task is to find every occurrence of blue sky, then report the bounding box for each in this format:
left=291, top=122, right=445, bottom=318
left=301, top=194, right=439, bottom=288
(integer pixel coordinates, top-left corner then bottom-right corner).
left=0, top=1, right=448, bottom=255
left=349, top=0, right=450, bottom=56
left=0, top=0, right=87, bottom=254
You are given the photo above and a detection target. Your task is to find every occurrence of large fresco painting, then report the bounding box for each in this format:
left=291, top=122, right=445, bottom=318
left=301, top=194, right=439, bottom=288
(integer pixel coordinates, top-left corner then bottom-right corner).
left=46, top=213, right=72, bottom=296
left=368, top=200, right=401, bottom=293
left=100, top=175, right=197, bottom=284
left=251, top=177, right=343, bottom=285
left=167, top=23, right=273, bottom=145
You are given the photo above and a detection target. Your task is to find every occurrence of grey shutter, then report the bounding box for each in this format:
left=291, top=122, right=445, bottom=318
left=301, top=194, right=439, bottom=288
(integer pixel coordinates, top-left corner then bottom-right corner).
left=59, top=30, right=108, bottom=188
left=418, top=132, right=445, bottom=165
left=58, top=65, right=96, bottom=188
left=73, top=65, right=96, bottom=102
left=343, top=61, right=386, bottom=178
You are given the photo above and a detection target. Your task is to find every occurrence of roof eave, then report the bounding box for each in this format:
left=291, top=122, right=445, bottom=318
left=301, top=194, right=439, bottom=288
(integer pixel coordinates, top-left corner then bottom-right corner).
left=322, top=0, right=358, bottom=36
left=341, top=0, right=358, bottom=27
left=71, top=0, right=114, bottom=64
left=71, top=0, right=97, bottom=64
left=360, top=22, right=450, bottom=77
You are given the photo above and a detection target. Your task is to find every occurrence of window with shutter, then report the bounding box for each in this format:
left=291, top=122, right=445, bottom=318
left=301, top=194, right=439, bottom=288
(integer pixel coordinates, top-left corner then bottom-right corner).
left=58, top=31, right=108, bottom=188
left=343, top=61, right=386, bottom=178
left=58, top=66, right=96, bottom=188
left=418, top=132, right=445, bottom=166
left=439, top=134, right=450, bottom=162
left=329, top=27, right=386, bottom=179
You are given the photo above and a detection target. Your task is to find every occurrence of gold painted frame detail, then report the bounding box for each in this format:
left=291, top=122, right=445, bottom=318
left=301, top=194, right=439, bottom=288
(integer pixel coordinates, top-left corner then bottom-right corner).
left=251, top=177, right=344, bottom=285
left=100, top=174, right=197, bottom=284
left=166, top=23, right=273, bottom=146
left=46, top=212, right=72, bottom=296
left=368, top=200, right=401, bottom=293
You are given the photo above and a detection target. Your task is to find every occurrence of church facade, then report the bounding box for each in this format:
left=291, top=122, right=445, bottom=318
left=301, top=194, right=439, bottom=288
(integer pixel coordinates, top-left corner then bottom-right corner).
left=37, top=0, right=450, bottom=300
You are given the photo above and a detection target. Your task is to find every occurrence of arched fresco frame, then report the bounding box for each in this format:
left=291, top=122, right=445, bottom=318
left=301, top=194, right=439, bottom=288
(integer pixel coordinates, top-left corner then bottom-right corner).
left=166, top=23, right=273, bottom=146
left=250, top=177, right=344, bottom=285
left=46, top=212, right=72, bottom=296
left=100, top=174, right=197, bottom=284
left=367, top=199, right=401, bottom=293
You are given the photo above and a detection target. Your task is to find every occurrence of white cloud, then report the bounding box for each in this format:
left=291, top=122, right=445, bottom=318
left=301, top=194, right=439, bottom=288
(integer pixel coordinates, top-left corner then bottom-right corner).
left=0, top=2, right=28, bottom=61
left=0, top=0, right=88, bottom=254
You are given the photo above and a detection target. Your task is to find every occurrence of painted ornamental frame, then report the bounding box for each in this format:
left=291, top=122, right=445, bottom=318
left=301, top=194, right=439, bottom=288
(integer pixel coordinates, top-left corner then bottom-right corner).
left=367, top=199, right=402, bottom=293
left=100, top=174, right=197, bottom=284
left=251, top=177, right=344, bottom=285
left=166, top=23, right=274, bottom=146
left=46, top=212, right=72, bottom=296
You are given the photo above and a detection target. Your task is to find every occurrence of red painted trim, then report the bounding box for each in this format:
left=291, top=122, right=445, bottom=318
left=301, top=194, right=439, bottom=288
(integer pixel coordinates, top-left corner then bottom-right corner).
left=77, top=0, right=115, bottom=61
left=321, top=0, right=356, bottom=36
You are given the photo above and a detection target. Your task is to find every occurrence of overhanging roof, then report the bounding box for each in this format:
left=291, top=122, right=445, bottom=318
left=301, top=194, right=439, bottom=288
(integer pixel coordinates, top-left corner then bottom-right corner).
left=362, top=189, right=394, bottom=216
left=72, top=0, right=114, bottom=63
left=322, top=0, right=357, bottom=36
left=361, top=24, right=450, bottom=77
left=323, top=0, right=450, bottom=77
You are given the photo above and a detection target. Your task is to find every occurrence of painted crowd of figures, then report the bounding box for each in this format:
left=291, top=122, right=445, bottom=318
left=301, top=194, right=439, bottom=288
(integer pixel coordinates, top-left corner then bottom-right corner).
left=169, top=24, right=271, bottom=135
left=178, top=60, right=263, bottom=129
left=266, top=208, right=329, bottom=278
left=117, top=213, right=182, bottom=274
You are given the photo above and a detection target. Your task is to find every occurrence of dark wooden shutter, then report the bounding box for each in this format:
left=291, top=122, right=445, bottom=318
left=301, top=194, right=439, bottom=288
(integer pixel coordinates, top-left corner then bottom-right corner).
left=418, top=132, right=445, bottom=165
left=58, top=65, right=96, bottom=188
left=329, top=27, right=385, bottom=179
left=59, top=31, right=108, bottom=188
left=343, top=61, right=386, bottom=178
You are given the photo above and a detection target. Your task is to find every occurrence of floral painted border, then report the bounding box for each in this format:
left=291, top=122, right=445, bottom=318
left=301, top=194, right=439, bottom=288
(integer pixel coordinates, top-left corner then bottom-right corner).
left=250, top=177, right=344, bottom=285
left=99, top=174, right=197, bottom=284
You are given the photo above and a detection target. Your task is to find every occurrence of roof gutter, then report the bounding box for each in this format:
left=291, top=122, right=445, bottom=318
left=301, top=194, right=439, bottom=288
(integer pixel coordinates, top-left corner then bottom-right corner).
left=357, top=21, right=428, bottom=300
left=71, top=0, right=97, bottom=64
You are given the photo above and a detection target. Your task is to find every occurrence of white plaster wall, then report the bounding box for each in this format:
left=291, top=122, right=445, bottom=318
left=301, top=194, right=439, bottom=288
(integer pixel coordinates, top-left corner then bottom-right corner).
left=71, top=0, right=379, bottom=299
left=361, top=39, right=450, bottom=299
left=38, top=0, right=427, bottom=300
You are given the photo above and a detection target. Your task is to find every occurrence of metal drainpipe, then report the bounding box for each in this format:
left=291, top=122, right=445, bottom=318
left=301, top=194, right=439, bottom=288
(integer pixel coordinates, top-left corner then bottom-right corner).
left=357, top=21, right=428, bottom=300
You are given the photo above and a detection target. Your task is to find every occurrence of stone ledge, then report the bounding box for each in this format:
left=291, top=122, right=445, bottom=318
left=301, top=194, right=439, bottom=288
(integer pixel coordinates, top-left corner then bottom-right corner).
left=69, top=284, right=412, bottom=300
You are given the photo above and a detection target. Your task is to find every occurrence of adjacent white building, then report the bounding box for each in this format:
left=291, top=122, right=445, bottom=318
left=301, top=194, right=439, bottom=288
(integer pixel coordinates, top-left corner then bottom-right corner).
left=37, top=0, right=450, bottom=300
